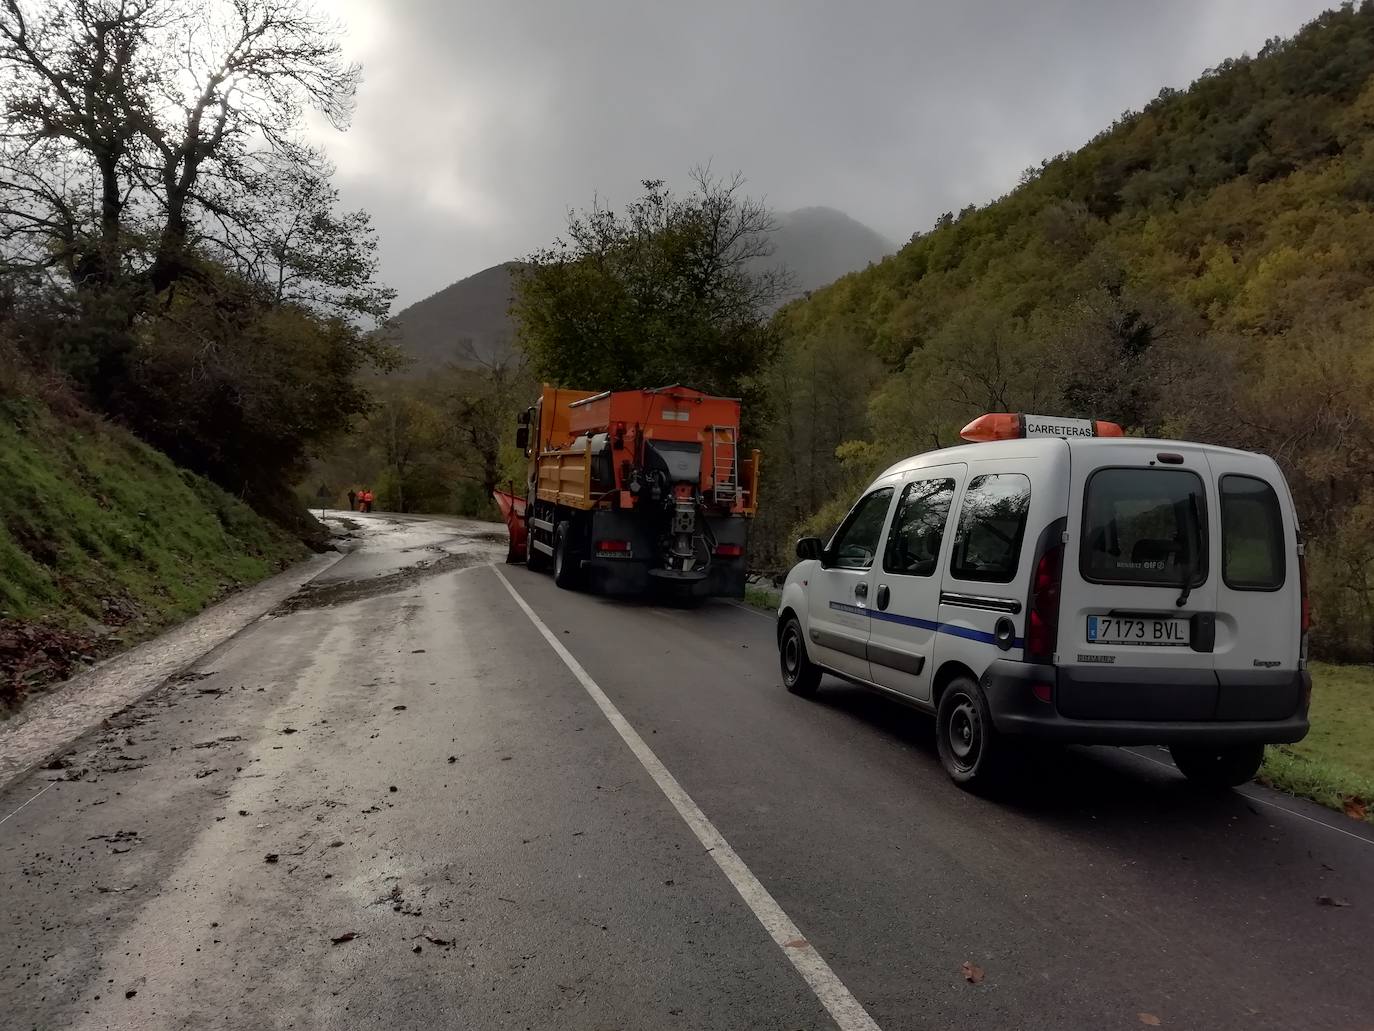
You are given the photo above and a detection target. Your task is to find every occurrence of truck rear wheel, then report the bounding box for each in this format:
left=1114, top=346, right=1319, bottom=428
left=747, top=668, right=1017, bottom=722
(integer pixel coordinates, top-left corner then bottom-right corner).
left=1169, top=743, right=1265, bottom=787
left=553, top=521, right=581, bottom=589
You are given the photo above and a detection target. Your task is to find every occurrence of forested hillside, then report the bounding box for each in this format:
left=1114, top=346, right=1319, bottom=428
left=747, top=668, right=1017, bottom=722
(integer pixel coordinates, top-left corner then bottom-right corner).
left=758, top=4, right=1374, bottom=660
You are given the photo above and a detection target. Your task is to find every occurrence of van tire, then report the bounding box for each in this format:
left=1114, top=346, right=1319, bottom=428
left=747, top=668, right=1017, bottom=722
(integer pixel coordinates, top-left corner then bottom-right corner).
left=553, top=521, right=580, bottom=589
left=1169, top=743, right=1265, bottom=787
left=779, top=618, right=821, bottom=697
left=936, top=677, right=1006, bottom=789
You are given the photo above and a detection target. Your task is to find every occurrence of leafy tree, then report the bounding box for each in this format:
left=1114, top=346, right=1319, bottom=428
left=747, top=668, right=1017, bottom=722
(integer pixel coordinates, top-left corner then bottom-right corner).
left=514, top=168, right=787, bottom=401
left=0, top=0, right=391, bottom=393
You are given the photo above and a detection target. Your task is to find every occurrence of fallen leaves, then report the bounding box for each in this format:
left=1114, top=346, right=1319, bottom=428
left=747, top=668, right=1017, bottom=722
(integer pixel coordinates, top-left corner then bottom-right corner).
left=1138, top=1014, right=1162, bottom=1027
left=1341, top=795, right=1368, bottom=822
left=960, top=961, right=985, bottom=984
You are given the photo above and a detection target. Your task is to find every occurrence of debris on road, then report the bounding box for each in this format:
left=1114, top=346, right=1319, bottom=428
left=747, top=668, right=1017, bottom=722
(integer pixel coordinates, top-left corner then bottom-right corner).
left=961, top=961, right=985, bottom=984
left=447, top=755, right=457, bottom=763
left=392, top=705, right=406, bottom=711
left=96, top=884, right=137, bottom=893
left=280, top=727, right=298, bottom=735
left=263, top=853, right=279, bottom=864
left=330, top=931, right=359, bottom=945
left=421, top=928, right=453, bottom=947
left=1316, top=895, right=1352, bottom=907
left=389, top=785, right=398, bottom=793
left=1342, top=796, right=1368, bottom=822
left=1138, top=1015, right=1162, bottom=1027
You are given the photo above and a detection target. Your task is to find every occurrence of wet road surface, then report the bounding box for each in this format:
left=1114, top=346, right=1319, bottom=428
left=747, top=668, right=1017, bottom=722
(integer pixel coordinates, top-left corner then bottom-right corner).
left=2, top=513, right=1371, bottom=1030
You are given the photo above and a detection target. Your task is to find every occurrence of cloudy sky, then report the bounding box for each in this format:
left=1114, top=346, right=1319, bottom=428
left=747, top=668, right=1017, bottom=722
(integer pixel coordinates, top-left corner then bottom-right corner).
left=310, top=0, right=1331, bottom=311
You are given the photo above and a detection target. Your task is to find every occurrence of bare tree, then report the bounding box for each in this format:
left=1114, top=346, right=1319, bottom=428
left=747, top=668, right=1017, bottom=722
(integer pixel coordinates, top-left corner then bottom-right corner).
left=0, top=0, right=390, bottom=322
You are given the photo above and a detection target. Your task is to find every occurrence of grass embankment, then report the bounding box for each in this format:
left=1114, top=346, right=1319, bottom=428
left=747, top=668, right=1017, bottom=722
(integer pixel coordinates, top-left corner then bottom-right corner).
left=1261, top=662, right=1374, bottom=823
left=745, top=584, right=1371, bottom=821
left=0, top=398, right=304, bottom=707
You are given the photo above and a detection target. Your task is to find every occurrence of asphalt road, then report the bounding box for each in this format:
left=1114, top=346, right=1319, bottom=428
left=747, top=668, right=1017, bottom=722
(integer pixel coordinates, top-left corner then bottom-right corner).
left=2, top=513, right=1371, bottom=1031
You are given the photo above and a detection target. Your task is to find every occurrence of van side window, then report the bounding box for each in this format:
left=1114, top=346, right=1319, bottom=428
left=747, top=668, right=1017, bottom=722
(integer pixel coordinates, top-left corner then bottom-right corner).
left=1081, top=468, right=1206, bottom=586
left=1221, top=475, right=1286, bottom=590
left=828, top=487, right=894, bottom=570
left=949, top=474, right=1031, bottom=583
left=884, top=478, right=955, bottom=576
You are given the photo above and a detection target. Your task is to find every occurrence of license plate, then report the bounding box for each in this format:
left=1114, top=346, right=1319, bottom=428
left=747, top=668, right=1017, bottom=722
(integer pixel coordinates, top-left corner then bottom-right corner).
left=1086, top=615, right=1190, bottom=647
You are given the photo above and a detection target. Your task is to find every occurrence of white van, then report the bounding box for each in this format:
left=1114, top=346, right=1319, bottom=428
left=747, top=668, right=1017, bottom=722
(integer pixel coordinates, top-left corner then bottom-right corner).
left=776, top=414, right=1311, bottom=789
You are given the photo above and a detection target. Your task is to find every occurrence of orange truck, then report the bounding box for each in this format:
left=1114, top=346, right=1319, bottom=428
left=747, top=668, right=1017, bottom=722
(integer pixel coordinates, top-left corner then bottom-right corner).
left=494, top=383, right=760, bottom=598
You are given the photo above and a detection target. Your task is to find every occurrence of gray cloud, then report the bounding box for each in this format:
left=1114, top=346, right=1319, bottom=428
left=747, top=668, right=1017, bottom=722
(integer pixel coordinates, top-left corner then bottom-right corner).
left=312, top=0, right=1331, bottom=309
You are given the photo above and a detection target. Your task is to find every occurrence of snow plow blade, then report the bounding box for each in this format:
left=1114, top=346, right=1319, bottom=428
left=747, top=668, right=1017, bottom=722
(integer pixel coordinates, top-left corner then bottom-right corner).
left=493, top=488, right=527, bottom=564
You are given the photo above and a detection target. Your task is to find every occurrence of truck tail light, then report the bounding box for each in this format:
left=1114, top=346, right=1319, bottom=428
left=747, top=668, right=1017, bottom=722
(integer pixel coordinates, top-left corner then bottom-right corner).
left=1026, top=543, right=1064, bottom=662
left=715, top=543, right=743, bottom=557
left=596, top=539, right=631, bottom=552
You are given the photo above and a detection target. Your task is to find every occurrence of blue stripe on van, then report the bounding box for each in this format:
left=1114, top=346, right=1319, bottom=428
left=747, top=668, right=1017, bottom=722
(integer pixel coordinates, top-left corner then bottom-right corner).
left=829, top=600, right=1024, bottom=650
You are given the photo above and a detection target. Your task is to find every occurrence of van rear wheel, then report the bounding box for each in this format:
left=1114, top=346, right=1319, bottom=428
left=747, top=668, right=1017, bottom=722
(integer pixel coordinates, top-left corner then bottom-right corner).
left=936, top=677, right=1006, bottom=790
left=1169, top=743, right=1265, bottom=787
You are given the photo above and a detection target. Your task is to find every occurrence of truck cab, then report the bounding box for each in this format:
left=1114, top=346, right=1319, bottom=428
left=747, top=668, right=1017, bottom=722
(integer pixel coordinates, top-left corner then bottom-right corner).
left=776, top=413, right=1310, bottom=790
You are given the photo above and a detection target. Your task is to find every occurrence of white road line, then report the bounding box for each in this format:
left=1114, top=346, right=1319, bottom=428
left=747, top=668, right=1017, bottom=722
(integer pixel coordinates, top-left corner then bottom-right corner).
left=725, top=599, right=774, bottom=620
left=0, top=781, right=53, bottom=828
left=493, top=567, right=882, bottom=1031
left=1126, top=748, right=1374, bottom=848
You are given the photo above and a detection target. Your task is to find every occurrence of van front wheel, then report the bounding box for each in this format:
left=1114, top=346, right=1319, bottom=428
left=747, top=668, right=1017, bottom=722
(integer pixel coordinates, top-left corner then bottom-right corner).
left=936, top=677, right=1005, bottom=789
left=779, top=618, right=820, bottom=698
left=1169, top=743, right=1265, bottom=787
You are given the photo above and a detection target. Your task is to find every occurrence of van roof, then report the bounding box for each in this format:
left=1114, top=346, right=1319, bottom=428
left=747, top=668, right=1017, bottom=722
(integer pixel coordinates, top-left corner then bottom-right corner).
left=874, top=435, right=1275, bottom=483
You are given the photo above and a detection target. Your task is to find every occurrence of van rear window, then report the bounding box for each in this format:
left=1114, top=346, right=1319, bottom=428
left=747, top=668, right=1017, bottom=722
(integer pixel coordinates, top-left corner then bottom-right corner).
left=1221, top=475, right=1286, bottom=590
left=1081, top=468, right=1206, bottom=586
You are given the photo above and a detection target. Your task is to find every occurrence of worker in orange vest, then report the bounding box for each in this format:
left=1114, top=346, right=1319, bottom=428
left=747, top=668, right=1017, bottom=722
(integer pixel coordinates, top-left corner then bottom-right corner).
left=360, top=488, right=373, bottom=513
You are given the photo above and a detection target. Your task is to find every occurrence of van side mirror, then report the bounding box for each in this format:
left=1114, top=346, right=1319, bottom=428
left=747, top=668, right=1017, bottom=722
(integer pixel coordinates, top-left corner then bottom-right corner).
left=517, top=409, right=532, bottom=426
left=514, top=426, right=529, bottom=451
left=796, top=536, right=825, bottom=563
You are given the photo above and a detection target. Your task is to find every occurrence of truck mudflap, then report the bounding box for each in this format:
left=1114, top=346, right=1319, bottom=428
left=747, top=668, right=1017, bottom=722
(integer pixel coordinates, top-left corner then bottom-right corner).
left=979, top=659, right=1311, bottom=745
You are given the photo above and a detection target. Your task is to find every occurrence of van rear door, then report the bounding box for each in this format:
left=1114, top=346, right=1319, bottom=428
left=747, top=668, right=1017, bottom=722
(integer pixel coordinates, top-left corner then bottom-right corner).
left=1058, top=444, right=1220, bottom=721
left=1202, top=452, right=1304, bottom=720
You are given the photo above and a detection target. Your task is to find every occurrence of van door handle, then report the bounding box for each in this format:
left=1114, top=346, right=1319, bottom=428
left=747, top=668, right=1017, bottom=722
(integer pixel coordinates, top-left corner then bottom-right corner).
left=854, top=582, right=868, bottom=599
left=876, top=584, right=890, bottom=610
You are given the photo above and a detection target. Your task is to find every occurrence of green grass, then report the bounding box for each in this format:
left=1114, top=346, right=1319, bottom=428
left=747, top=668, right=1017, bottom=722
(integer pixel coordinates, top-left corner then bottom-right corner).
left=0, top=398, right=303, bottom=676
left=744, top=584, right=780, bottom=612
left=1260, top=662, right=1374, bottom=822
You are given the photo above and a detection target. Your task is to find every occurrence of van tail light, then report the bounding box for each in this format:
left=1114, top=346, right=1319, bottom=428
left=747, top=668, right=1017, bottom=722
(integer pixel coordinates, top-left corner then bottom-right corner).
left=1298, top=543, right=1311, bottom=667
left=1026, top=543, right=1064, bottom=662
left=714, top=543, right=743, bottom=557
left=596, top=539, right=631, bottom=552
